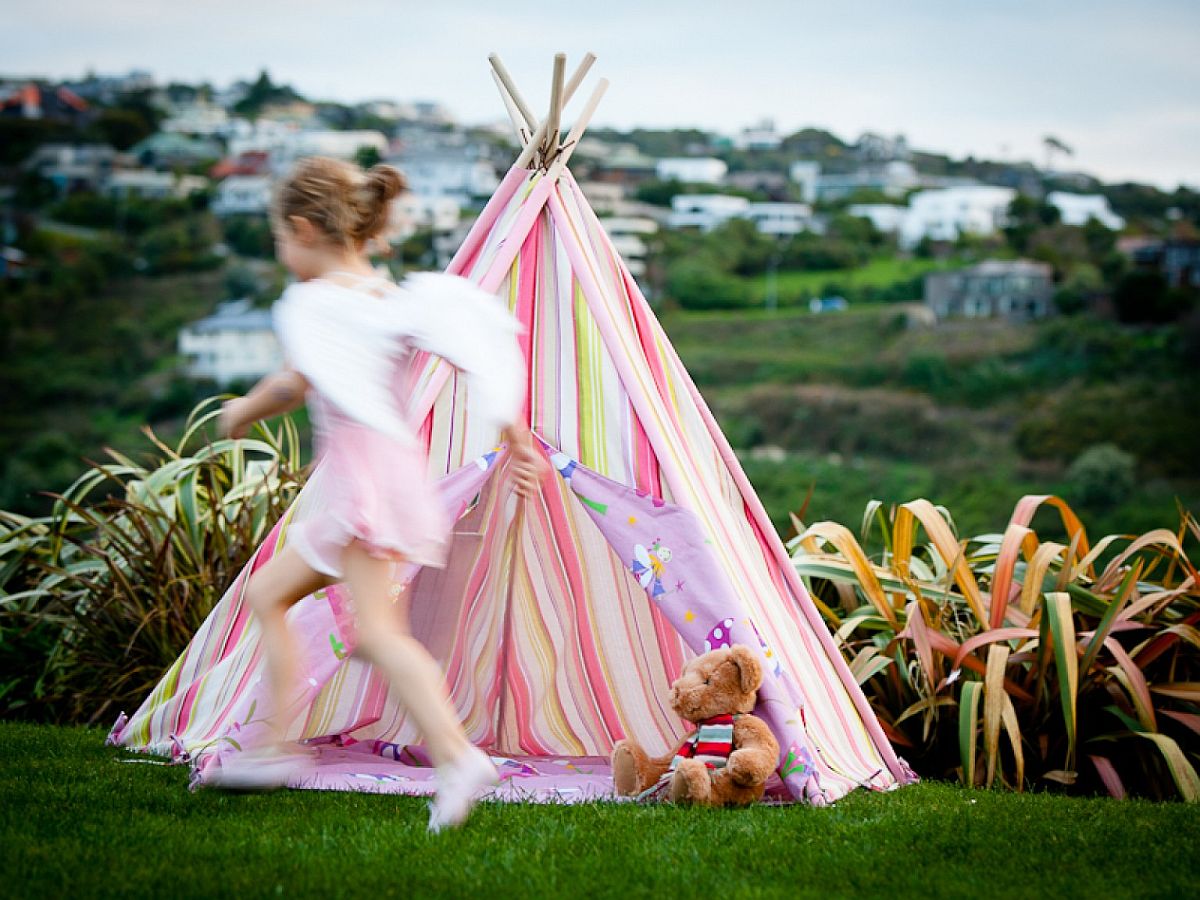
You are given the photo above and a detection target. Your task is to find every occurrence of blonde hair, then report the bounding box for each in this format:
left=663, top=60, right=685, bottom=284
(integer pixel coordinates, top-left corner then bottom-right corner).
left=272, top=156, right=407, bottom=247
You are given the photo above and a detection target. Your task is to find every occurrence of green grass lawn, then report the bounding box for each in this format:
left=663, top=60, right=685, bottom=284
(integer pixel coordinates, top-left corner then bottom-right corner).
left=2, top=723, right=1196, bottom=898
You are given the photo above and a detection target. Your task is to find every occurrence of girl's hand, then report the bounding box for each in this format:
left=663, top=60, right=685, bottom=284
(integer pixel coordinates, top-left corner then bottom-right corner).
left=219, top=399, right=250, bottom=440
left=504, top=427, right=547, bottom=499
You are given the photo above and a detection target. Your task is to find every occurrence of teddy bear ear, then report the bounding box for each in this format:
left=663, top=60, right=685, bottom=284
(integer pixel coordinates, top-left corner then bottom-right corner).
left=728, top=644, right=764, bottom=693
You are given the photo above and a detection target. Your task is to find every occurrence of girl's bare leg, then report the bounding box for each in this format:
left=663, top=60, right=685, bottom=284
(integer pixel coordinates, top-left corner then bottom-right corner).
left=342, top=540, right=497, bottom=830
left=341, top=541, right=470, bottom=768
left=243, top=545, right=331, bottom=746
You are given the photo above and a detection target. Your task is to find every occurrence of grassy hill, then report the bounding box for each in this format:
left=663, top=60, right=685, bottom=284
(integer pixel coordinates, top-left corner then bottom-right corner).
left=663, top=304, right=1200, bottom=538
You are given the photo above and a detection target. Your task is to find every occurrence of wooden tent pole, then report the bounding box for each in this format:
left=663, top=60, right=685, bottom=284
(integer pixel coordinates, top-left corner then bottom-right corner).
left=488, top=53, right=538, bottom=133
left=514, top=53, right=598, bottom=171
left=543, top=53, right=566, bottom=166
left=545, top=77, right=609, bottom=179
left=491, top=69, right=530, bottom=147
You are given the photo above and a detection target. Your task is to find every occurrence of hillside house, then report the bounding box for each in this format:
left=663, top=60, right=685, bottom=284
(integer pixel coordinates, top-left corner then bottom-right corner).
left=924, top=260, right=1054, bottom=321
left=178, top=300, right=282, bottom=386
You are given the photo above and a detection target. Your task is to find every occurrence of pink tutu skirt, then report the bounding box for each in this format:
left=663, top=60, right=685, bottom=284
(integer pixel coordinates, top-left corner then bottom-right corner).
left=287, top=400, right=451, bottom=580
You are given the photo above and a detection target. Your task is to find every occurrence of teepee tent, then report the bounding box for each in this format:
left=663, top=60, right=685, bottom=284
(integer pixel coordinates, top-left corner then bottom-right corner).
left=109, top=54, right=915, bottom=805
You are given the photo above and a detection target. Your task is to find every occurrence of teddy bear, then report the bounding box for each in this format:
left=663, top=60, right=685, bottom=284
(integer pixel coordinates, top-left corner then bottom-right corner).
left=611, top=644, right=779, bottom=806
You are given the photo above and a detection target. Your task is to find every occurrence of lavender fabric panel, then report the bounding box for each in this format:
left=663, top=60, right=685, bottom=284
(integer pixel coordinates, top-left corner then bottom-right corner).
left=546, top=447, right=826, bottom=803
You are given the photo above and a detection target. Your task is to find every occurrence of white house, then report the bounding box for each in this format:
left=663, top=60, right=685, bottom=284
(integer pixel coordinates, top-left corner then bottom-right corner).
left=1047, top=192, right=1124, bottom=230
left=733, top=119, right=782, bottom=151
left=396, top=150, right=500, bottom=206
left=162, top=102, right=228, bottom=137
left=898, top=185, right=1016, bottom=248
left=104, top=170, right=209, bottom=201
left=391, top=193, right=460, bottom=242
left=225, top=118, right=295, bottom=157
left=816, top=160, right=918, bottom=201
left=669, top=194, right=749, bottom=231
left=788, top=161, right=820, bottom=204
left=178, top=300, right=282, bottom=386
left=745, top=202, right=814, bottom=236
left=599, top=216, right=659, bottom=277
left=656, top=157, right=727, bottom=185
left=212, top=175, right=273, bottom=216
left=847, top=203, right=908, bottom=234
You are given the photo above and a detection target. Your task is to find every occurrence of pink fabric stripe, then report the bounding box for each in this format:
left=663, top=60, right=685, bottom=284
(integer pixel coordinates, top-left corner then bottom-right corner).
left=446, top=166, right=528, bottom=276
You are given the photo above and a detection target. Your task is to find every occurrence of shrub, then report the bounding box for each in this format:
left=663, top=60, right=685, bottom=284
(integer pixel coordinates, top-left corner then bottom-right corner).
left=791, top=496, right=1199, bottom=800
left=0, top=399, right=306, bottom=724
left=1066, top=444, right=1136, bottom=510
left=666, top=258, right=751, bottom=310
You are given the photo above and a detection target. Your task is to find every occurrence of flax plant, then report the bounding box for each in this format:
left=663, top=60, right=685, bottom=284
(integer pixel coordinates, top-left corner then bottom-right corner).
left=0, top=399, right=305, bottom=723
left=790, top=496, right=1200, bottom=800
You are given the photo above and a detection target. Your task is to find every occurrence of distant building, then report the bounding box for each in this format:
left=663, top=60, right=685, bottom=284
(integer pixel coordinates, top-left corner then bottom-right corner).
left=0, top=81, right=90, bottom=126
left=104, top=170, right=208, bottom=201
left=178, top=299, right=282, bottom=386
left=23, top=143, right=117, bottom=193
left=131, top=132, right=222, bottom=168
left=726, top=170, right=789, bottom=199
left=656, top=157, right=728, bottom=185
left=924, top=259, right=1054, bottom=321
left=210, top=150, right=272, bottom=180
left=391, top=193, right=460, bottom=242
left=63, top=69, right=155, bottom=105
left=744, top=202, right=814, bottom=236
left=598, top=216, right=659, bottom=278
left=733, top=119, right=782, bottom=151
left=1130, top=238, right=1200, bottom=290
left=162, top=102, right=229, bottom=137
left=899, top=186, right=1017, bottom=248
left=592, top=145, right=658, bottom=188
left=212, top=175, right=273, bottom=216
left=395, top=149, right=499, bottom=206
left=668, top=195, right=814, bottom=236
left=847, top=203, right=908, bottom=235
left=788, top=161, right=820, bottom=204
left=669, top=194, right=749, bottom=231
left=1046, top=192, right=1124, bottom=231
left=816, top=161, right=918, bottom=201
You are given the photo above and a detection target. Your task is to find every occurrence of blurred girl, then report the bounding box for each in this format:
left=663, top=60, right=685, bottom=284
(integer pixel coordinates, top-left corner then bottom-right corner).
left=216, top=156, right=542, bottom=832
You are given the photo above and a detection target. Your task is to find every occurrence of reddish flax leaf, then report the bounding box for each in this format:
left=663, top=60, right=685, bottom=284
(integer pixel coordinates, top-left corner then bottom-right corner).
left=1150, top=682, right=1200, bottom=702
left=952, top=628, right=1038, bottom=671
left=989, top=523, right=1036, bottom=629
left=1088, top=755, right=1127, bottom=799
left=1103, top=636, right=1156, bottom=732
left=1009, top=494, right=1093, bottom=579
left=1161, top=710, right=1200, bottom=737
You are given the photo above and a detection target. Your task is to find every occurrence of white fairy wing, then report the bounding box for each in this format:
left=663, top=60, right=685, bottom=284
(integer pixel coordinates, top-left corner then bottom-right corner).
left=272, top=273, right=524, bottom=441
left=397, top=272, right=525, bottom=435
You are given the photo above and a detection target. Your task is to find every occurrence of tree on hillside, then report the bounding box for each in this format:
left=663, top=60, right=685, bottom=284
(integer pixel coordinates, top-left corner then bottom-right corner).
left=234, top=70, right=305, bottom=119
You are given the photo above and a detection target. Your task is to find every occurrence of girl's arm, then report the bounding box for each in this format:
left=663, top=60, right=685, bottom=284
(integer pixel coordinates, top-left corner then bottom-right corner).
left=219, top=368, right=309, bottom=439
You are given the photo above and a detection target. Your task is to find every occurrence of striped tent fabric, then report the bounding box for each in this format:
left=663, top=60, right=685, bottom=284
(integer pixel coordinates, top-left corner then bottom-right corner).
left=109, top=163, right=916, bottom=805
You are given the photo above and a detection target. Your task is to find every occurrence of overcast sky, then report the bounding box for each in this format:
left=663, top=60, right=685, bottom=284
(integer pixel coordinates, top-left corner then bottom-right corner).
left=5, top=0, right=1198, bottom=189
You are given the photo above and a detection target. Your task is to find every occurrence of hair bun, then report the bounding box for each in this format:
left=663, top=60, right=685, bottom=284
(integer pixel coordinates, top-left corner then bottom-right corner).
left=351, top=164, right=408, bottom=243
left=366, top=164, right=407, bottom=202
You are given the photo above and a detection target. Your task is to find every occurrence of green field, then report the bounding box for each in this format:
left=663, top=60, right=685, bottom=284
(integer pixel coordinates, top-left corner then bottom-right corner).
left=2, top=723, right=1197, bottom=898
left=661, top=304, right=1199, bottom=539
left=745, top=256, right=963, bottom=304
